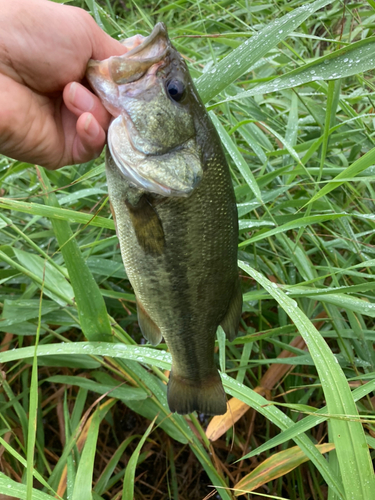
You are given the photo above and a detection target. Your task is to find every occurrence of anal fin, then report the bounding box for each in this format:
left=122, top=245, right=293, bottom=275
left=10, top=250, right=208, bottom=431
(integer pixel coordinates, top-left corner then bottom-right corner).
left=220, top=278, right=242, bottom=341
left=137, top=300, right=163, bottom=346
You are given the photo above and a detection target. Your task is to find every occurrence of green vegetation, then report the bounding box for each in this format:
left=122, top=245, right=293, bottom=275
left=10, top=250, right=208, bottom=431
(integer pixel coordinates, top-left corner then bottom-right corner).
left=1, top=0, right=375, bottom=498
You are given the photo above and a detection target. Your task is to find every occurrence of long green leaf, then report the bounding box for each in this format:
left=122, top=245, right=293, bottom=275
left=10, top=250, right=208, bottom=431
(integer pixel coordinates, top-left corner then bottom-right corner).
left=46, top=375, right=147, bottom=401
left=0, top=472, right=53, bottom=500
left=239, top=213, right=347, bottom=247
left=210, top=112, right=262, bottom=202
left=38, top=168, right=112, bottom=341
left=72, top=400, right=113, bottom=500
left=0, top=342, right=344, bottom=499
left=94, top=436, right=138, bottom=495
left=0, top=196, right=114, bottom=229
left=122, top=417, right=156, bottom=500
left=14, top=248, right=74, bottom=306
left=196, top=0, right=334, bottom=103
left=241, top=380, right=375, bottom=460
left=26, top=288, right=44, bottom=500
left=217, top=37, right=375, bottom=103
left=238, top=260, right=375, bottom=500
left=306, top=146, right=375, bottom=205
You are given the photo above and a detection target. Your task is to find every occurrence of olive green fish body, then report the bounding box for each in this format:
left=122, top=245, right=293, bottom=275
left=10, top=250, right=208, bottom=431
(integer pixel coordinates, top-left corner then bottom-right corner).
left=87, top=23, right=242, bottom=415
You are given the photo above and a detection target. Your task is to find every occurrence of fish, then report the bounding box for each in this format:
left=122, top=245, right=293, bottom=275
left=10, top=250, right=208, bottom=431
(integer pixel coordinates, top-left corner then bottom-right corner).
left=86, top=23, right=242, bottom=415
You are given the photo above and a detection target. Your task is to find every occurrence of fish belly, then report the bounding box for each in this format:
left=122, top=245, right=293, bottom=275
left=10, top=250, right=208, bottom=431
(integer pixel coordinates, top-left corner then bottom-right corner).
left=106, top=150, right=240, bottom=414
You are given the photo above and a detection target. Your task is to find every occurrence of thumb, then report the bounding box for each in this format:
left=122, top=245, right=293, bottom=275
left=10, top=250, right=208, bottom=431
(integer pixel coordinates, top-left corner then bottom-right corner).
left=84, top=12, right=128, bottom=61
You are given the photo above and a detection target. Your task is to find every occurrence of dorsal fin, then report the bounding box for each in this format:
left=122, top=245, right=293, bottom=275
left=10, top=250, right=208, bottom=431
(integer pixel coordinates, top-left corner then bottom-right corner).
left=126, top=195, right=165, bottom=256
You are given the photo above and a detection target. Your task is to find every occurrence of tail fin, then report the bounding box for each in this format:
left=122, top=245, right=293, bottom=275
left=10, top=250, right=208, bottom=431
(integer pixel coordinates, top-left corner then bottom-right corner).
left=167, top=370, right=227, bottom=415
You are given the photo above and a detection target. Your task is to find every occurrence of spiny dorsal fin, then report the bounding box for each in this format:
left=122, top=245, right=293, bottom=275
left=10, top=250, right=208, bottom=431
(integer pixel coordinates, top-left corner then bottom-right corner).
left=126, top=196, right=165, bottom=256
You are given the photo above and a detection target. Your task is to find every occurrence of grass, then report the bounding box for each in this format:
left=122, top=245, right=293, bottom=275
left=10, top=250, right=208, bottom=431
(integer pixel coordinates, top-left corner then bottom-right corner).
left=1, top=0, right=375, bottom=498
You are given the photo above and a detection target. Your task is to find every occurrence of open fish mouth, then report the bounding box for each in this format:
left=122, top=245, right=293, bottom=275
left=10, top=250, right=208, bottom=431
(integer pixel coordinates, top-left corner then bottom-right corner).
left=86, top=23, right=169, bottom=89
left=86, top=23, right=203, bottom=198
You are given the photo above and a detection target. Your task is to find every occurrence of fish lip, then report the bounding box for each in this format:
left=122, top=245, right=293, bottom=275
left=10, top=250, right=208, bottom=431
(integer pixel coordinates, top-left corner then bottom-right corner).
left=123, top=23, right=169, bottom=59
left=86, top=23, right=170, bottom=89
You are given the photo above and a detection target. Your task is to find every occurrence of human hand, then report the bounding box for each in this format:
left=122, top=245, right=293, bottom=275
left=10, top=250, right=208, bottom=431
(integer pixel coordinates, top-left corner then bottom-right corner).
left=0, top=0, right=127, bottom=169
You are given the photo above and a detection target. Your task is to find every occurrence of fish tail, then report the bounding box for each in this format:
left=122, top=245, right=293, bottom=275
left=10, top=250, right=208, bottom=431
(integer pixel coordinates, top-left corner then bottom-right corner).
left=167, top=369, right=227, bottom=415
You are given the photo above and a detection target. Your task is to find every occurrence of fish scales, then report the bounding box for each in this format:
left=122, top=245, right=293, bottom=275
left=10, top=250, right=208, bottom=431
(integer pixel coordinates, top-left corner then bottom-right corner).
left=87, top=23, right=242, bottom=415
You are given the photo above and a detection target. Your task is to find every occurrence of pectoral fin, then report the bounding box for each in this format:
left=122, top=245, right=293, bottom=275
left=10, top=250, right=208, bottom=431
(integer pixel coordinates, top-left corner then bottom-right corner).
left=220, top=279, right=242, bottom=341
left=137, top=300, right=163, bottom=346
left=126, top=196, right=165, bottom=256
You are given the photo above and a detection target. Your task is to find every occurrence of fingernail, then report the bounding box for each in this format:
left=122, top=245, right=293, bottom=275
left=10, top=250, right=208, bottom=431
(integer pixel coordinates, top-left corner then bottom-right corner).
left=70, top=82, right=94, bottom=112
left=84, top=114, right=100, bottom=138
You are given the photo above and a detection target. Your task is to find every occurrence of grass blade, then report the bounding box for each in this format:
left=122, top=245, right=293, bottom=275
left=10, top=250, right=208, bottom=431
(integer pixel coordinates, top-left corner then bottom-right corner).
left=234, top=443, right=335, bottom=495
left=239, top=213, right=347, bottom=247
left=26, top=285, right=44, bottom=500
left=306, top=146, right=375, bottom=205
left=0, top=196, right=114, bottom=229
left=196, top=0, right=334, bottom=103
left=94, top=436, right=138, bottom=495
left=0, top=472, right=53, bottom=500
left=241, top=380, right=375, bottom=461
left=210, top=112, right=262, bottom=202
left=72, top=400, right=114, bottom=500
left=122, top=417, right=156, bottom=500
left=37, top=168, right=112, bottom=341
left=238, top=261, right=375, bottom=500
left=218, top=37, right=375, bottom=103
left=0, top=342, right=344, bottom=499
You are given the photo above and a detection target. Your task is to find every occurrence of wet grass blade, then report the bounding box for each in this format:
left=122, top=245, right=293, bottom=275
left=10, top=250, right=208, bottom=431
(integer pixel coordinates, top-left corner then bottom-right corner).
left=0, top=196, right=114, bottom=229
left=221, top=374, right=344, bottom=498
left=26, top=287, right=44, bottom=500
left=210, top=112, right=262, bottom=202
left=241, top=380, right=375, bottom=460
left=38, top=168, right=112, bottom=341
left=72, top=400, right=114, bottom=500
left=122, top=417, right=156, bottom=500
left=0, top=472, right=53, bottom=500
left=238, top=261, right=375, bottom=500
left=217, top=37, right=375, bottom=104
left=234, top=443, right=335, bottom=495
left=306, top=146, right=375, bottom=205
left=239, top=214, right=347, bottom=247
left=0, top=342, right=344, bottom=499
left=196, top=0, right=334, bottom=103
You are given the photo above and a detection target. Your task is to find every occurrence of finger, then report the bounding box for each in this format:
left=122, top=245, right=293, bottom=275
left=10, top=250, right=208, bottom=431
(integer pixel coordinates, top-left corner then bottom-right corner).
left=63, top=82, right=111, bottom=131
left=71, top=112, right=106, bottom=164
left=0, top=72, right=64, bottom=168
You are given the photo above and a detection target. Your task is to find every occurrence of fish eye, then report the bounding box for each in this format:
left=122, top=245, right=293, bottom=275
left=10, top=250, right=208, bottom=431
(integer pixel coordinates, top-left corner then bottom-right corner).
left=166, top=79, right=185, bottom=102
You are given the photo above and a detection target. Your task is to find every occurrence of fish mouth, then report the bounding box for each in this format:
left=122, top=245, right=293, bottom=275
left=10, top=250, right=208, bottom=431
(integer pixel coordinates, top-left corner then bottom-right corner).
left=86, top=24, right=203, bottom=198
left=86, top=23, right=170, bottom=88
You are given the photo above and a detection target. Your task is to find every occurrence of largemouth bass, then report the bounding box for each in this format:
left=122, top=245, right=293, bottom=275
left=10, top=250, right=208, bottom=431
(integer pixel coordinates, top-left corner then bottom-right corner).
left=86, top=23, right=242, bottom=415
